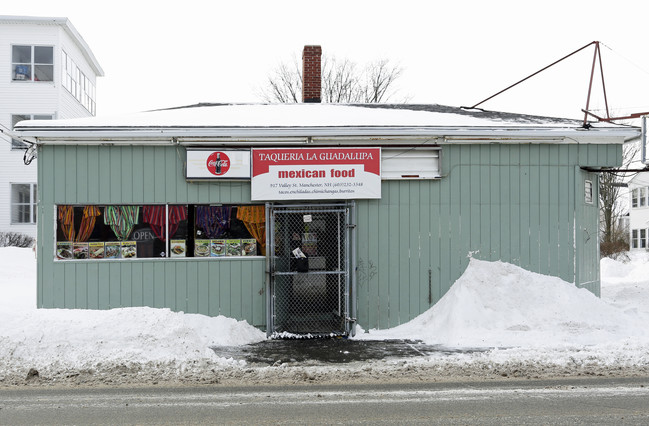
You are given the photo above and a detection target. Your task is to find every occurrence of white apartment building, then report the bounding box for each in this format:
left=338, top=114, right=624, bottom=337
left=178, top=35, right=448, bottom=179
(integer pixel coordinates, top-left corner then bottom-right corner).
left=0, top=15, right=103, bottom=237
left=628, top=173, right=649, bottom=250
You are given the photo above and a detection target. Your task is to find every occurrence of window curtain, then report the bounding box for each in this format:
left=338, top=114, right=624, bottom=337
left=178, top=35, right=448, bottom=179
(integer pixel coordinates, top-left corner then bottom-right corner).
left=195, top=206, right=232, bottom=239
left=104, top=206, right=140, bottom=241
left=57, top=205, right=102, bottom=242
left=142, top=205, right=188, bottom=241
left=236, top=205, right=266, bottom=255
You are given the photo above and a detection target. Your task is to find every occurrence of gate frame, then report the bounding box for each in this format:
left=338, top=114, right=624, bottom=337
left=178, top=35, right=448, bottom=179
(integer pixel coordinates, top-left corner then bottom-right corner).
left=265, top=201, right=357, bottom=337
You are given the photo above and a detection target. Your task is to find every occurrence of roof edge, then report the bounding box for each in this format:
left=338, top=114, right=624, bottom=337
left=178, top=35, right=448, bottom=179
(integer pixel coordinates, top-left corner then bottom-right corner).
left=0, top=15, right=104, bottom=76
left=15, top=125, right=639, bottom=145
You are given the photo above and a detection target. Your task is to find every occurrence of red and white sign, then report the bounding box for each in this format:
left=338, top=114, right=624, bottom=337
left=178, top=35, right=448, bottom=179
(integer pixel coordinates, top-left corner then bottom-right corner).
left=251, top=147, right=381, bottom=200
left=186, top=150, right=251, bottom=179
left=206, top=152, right=231, bottom=176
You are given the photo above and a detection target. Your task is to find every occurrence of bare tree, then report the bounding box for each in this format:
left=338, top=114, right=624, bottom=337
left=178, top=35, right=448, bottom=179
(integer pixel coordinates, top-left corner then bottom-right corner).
left=360, top=59, right=404, bottom=103
left=259, top=54, right=407, bottom=103
left=264, top=61, right=302, bottom=103
left=599, top=140, right=639, bottom=254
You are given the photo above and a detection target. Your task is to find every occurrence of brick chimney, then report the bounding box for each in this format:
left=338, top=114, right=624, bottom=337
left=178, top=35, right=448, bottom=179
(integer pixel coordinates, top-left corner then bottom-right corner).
left=302, top=45, right=322, bottom=103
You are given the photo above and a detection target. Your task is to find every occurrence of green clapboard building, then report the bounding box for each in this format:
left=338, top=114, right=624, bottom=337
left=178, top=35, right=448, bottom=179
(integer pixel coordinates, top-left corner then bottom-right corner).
left=15, top=103, right=639, bottom=337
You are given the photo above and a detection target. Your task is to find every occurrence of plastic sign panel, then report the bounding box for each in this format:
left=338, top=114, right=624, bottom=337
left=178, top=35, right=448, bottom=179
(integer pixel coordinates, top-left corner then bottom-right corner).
left=251, top=147, right=381, bottom=200
left=186, top=150, right=251, bottom=179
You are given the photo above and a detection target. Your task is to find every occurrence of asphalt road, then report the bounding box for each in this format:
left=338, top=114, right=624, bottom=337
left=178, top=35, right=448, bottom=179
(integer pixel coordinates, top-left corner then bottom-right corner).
left=1, top=377, right=648, bottom=425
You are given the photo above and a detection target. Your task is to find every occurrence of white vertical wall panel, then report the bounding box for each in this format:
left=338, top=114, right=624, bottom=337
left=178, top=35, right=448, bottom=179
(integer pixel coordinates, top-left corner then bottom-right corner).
left=0, top=19, right=100, bottom=237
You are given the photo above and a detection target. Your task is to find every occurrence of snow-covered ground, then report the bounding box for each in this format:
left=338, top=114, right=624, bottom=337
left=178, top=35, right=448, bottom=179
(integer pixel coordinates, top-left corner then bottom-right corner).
left=1, top=247, right=648, bottom=387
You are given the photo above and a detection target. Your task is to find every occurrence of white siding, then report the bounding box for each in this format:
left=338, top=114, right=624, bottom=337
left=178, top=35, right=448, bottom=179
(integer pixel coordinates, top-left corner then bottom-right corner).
left=628, top=174, right=649, bottom=250
left=0, top=19, right=100, bottom=238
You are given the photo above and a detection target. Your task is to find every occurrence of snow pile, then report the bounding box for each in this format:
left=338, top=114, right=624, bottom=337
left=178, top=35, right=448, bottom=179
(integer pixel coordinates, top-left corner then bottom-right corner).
left=0, top=248, right=265, bottom=374
left=356, top=258, right=649, bottom=348
left=600, top=251, right=649, bottom=322
left=1, top=247, right=649, bottom=383
left=1, top=307, right=265, bottom=369
left=0, top=247, right=36, bottom=313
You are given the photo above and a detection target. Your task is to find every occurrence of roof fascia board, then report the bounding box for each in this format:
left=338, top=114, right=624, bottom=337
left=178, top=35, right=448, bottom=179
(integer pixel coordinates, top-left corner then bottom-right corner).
left=60, top=18, right=104, bottom=76
left=15, top=126, right=639, bottom=143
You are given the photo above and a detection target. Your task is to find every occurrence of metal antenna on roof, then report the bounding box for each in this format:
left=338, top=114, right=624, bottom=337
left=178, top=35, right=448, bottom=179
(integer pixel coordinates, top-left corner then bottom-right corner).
left=462, top=41, right=649, bottom=126
left=581, top=42, right=649, bottom=123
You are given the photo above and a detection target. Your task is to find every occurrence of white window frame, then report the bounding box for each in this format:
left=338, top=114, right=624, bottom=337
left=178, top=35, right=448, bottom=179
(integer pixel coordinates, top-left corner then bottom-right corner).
left=61, top=50, right=96, bottom=114
left=11, top=183, right=38, bottom=224
left=641, top=188, right=647, bottom=207
left=11, top=45, right=53, bottom=82
left=642, top=229, right=648, bottom=249
left=632, top=188, right=639, bottom=208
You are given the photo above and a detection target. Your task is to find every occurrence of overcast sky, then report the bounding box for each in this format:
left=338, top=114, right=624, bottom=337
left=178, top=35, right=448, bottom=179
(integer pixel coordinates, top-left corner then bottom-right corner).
left=5, top=0, right=649, bottom=120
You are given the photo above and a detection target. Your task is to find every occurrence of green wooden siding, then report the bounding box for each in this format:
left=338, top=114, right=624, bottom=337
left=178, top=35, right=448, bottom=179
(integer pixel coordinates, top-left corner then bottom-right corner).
left=355, top=143, right=616, bottom=329
left=37, top=144, right=266, bottom=327
left=37, top=142, right=619, bottom=331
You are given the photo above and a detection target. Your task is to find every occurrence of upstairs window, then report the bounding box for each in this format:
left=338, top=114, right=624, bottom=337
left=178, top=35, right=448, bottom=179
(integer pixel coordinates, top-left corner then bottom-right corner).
left=11, top=114, right=52, bottom=149
left=632, top=187, right=648, bottom=208
left=62, top=51, right=96, bottom=114
left=12, top=45, right=53, bottom=82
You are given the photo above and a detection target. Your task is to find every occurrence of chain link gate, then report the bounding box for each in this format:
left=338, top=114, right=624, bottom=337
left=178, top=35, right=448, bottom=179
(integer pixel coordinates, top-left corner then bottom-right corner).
left=268, top=203, right=354, bottom=337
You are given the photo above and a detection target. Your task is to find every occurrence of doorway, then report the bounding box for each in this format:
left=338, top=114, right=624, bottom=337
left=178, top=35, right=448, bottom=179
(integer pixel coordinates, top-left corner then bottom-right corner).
left=268, top=202, right=355, bottom=337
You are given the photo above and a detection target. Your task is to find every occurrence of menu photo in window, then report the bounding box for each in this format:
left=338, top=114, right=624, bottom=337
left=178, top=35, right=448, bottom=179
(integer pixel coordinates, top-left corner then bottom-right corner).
left=89, top=242, right=105, bottom=260
left=73, top=243, right=89, bottom=260
left=56, top=242, right=73, bottom=260
left=226, top=239, right=242, bottom=256
left=195, top=240, right=210, bottom=257
left=105, top=242, right=120, bottom=259
left=242, top=238, right=257, bottom=256
left=211, top=239, right=226, bottom=257
left=170, top=240, right=186, bottom=258
left=121, top=241, right=137, bottom=259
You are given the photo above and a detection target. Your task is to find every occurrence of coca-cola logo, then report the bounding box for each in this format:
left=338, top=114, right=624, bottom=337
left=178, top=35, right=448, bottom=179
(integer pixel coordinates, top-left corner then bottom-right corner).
left=206, top=152, right=230, bottom=176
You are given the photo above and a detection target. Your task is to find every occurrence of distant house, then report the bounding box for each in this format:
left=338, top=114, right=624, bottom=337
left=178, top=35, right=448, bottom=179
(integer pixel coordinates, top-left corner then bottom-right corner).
left=14, top=46, right=640, bottom=338
left=0, top=15, right=103, bottom=237
left=628, top=173, right=649, bottom=249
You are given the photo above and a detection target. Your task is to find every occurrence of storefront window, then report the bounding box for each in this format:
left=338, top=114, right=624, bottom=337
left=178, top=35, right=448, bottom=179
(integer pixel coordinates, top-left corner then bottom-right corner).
left=193, top=204, right=265, bottom=257
left=55, top=204, right=264, bottom=260
left=56, top=205, right=187, bottom=260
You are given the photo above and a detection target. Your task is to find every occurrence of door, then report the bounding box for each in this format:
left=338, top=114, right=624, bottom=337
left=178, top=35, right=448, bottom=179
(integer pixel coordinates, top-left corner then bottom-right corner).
left=575, top=168, right=600, bottom=295
left=268, top=203, right=354, bottom=337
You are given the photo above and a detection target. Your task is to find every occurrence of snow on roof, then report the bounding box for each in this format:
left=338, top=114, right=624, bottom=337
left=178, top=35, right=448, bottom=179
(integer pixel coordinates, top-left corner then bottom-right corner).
left=628, top=172, right=649, bottom=187
left=15, top=103, right=639, bottom=143
left=14, top=103, right=598, bottom=128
